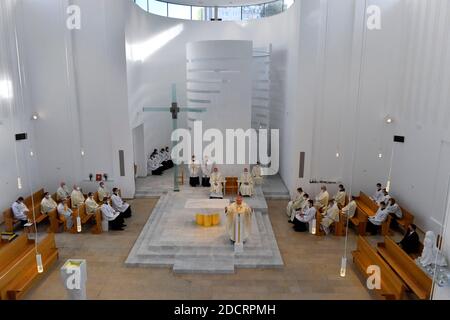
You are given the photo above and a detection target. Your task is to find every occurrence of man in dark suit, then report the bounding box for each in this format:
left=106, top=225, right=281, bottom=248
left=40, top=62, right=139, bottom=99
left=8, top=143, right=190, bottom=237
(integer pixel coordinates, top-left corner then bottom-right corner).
left=398, top=223, right=420, bottom=254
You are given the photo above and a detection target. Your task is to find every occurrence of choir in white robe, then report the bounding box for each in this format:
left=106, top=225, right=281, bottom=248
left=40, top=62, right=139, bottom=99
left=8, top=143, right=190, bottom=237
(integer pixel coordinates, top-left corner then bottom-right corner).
left=97, top=186, right=109, bottom=202
left=371, top=188, right=383, bottom=203
left=209, top=171, right=224, bottom=198
left=57, top=202, right=73, bottom=229
left=293, top=206, right=317, bottom=232
left=251, top=165, right=263, bottom=185
left=41, top=197, right=57, bottom=214
left=386, top=202, right=402, bottom=219
left=239, top=172, right=254, bottom=197
left=334, top=190, right=346, bottom=207
left=71, top=189, right=85, bottom=208
left=225, top=201, right=252, bottom=242
left=321, top=203, right=340, bottom=234
left=100, top=203, right=120, bottom=221
left=12, top=201, right=29, bottom=221
left=111, top=194, right=129, bottom=213
left=315, top=190, right=329, bottom=209
left=291, top=197, right=310, bottom=222
left=368, top=207, right=389, bottom=225
left=85, top=197, right=99, bottom=214
left=342, top=200, right=357, bottom=219
left=57, top=185, right=70, bottom=201
left=378, top=194, right=391, bottom=205
left=286, top=191, right=305, bottom=218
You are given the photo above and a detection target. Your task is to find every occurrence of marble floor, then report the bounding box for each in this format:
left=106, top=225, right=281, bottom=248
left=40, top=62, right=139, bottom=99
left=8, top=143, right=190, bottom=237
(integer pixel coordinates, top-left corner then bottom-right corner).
left=21, top=196, right=387, bottom=300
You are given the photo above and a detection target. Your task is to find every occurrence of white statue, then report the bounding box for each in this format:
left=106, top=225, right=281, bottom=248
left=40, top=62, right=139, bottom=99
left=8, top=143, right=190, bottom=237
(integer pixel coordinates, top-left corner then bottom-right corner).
left=417, top=231, right=447, bottom=267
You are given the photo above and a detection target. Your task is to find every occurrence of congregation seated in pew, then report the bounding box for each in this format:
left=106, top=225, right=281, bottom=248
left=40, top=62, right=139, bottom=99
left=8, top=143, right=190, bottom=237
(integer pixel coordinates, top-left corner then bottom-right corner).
left=371, top=182, right=383, bottom=203
left=238, top=167, right=254, bottom=197
left=378, top=188, right=390, bottom=205
left=11, top=197, right=29, bottom=228
left=101, top=197, right=126, bottom=231
left=71, top=185, right=85, bottom=209
left=320, top=199, right=340, bottom=235
left=286, top=187, right=305, bottom=220
left=97, top=181, right=109, bottom=202
left=366, top=201, right=389, bottom=235
left=40, top=192, right=57, bottom=215
left=314, top=185, right=329, bottom=211
left=111, top=187, right=132, bottom=218
left=341, top=199, right=357, bottom=219
left=57, top=198, right=74, bottom=230
left=85, top=192, right=100, bottom=215
left=293, top=199, right=316, bottom=232
left=333, top=184, right=346, bottom=208
left=386, top=198, right=402, bottom=228
left=56, top=181, right=71, bottom=201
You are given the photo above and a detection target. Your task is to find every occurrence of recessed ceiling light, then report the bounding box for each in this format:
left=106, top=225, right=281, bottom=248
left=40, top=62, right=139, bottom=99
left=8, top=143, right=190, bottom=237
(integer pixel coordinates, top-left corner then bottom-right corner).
left=378, top=153, right=383, bottom=158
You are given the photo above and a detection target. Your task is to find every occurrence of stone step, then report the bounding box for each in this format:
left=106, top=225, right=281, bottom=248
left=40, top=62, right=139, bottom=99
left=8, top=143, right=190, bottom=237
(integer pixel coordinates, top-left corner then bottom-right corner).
left=173, top=256, right=235, bottom=274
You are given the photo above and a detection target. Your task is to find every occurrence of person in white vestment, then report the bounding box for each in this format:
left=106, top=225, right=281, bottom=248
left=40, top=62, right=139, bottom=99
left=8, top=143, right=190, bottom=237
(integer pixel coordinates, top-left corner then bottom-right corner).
left=189, top=155, right=201, bottom=187
left=12, top=197, right=29, bottom=227
left=289, top=193, right=310, bottom=223
left=251, top=162, right=263, bottom=185
left=341, top=200, right=357, bottom=219
left=320, top=199, right=340, bottom=235
left=378, top=189, right=390, bottom=205
left=209, top=167, right=225, bottom=199
left=417, top=231, right=447, bottom=267
left=57, top=199, right=73, bottom=230
left=315, top=185, right=329, bottom=210
left=366, top=201, right=388, bottom=235
left=97, top=182, right=109, bottom=202
left=85, top=192, right=99, bottom=215
left=56, top=182, right=71, bottom=201
left=100, top=197, right=126, bottom=231
left=111, top=188, right=132, bottom=218
left=371, top=183, right=383, bottom=203
left=71, top=185, right=85, bottom=209
left=239, top=168, right=254, bottom=197
left=225, top=196, right=253, bottom=243
left=386, top=197, right=402, bottom=228
left=202, top=156, right=212, bottom=187
left=286, top=187, right=305, bottom=218
left=293, top=200, right=316, bottom=232
left=149, top=155, right=162, bottom=175
left=165, top=146, right=174, bottom=168
left=333, top=184, right=346, bottom=208
left=41, top=192, right=57, bottom=214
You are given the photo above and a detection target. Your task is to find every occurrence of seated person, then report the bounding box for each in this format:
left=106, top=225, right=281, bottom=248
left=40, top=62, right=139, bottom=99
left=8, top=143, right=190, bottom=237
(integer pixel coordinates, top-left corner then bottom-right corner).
left=341, top=199, right=357, bottom=219
left=398, top=224, right=420, bottom=254
left=160, top=148, right=168, bottom=170
left=386, top=197, right=402, bottom=228
left=366, top=201, right=388, bottom=235
left=56, top=181, right=71, bottom=201
left=41, top=192, right=57, bottom=214
left=239, top=168, right=254, bottom=197
left=315, top=185, right=329, bottom=210
left=209, top=167, right=224, bottom=199
left=12, top=197, right=29, bottom=227
left=320, top=199, right=340, bottom=235
left=100, top=197, right=126, bottom=231
left=333, top=184, right=346, bottom=208
left=202, top=156, right=212, bottom=187
left=189, top=155, right=201, bottom=187
left=251, top=162, right=263, bottom=185
left=97, top=181, right=109, bottom=202
left=57, top=198, right=73, bottom=230
left=71, top=185, right=85, bottom=208
left=148, top=154, right=162, bottom=175
left=111, top=188, right=132, bottom=218
left=289, top=193, right=310, bottom=223
left=286, top=187, right=305, bottom=219
left=370, top=183, right=383, bottom=203
left=165, top=146, right=174, bottom=168
left=85, top=192, right=100, bottom=215
left=293, top=200, right=316, bottom=232
left=377, top=188, right=390, bottom=205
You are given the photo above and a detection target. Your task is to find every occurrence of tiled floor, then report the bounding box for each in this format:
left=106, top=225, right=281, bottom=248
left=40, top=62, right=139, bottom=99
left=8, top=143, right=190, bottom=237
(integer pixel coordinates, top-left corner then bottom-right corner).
left=21, top=197, right=381, bottom=300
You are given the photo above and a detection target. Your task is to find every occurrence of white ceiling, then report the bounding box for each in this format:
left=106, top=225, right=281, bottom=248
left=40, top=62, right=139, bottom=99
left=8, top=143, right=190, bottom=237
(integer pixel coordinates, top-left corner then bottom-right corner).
left=162, top=0, right=278, bottom=7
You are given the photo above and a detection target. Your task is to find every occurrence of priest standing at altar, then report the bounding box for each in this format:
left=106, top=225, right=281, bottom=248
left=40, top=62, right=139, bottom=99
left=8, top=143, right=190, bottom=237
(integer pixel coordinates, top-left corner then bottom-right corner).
left=225, top=196, right=252, bottom=243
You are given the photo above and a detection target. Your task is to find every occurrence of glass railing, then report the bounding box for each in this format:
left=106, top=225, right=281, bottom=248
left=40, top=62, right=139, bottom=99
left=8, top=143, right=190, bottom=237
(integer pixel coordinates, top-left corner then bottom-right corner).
left=133, top=0, right=294, bottom=21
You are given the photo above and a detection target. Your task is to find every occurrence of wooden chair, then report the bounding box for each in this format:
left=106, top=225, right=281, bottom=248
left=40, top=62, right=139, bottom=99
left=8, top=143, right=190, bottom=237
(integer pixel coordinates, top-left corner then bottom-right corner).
left=352, top=236, right=406, bottom=300
left=377, top=236, right=432, bottom=300
left=225, top=177, right=238, bottom=196
left=0, top=233, right=58, bottom=300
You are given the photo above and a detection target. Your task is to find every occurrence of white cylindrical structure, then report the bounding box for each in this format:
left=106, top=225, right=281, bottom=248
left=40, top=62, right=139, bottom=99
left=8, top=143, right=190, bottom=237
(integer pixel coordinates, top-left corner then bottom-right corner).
left=186, top=40, right=253, bottom=177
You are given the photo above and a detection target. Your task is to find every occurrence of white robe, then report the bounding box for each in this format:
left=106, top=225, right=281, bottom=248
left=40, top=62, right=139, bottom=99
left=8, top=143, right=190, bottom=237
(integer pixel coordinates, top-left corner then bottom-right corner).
left=315, top=190, right=329, bottom=209
left=342, top=200, right=357, bottom=219
left=97, top=186, right=109, bottom=202
left=378, top=194, right=391, bottom=205
left=12, top=201, right=29, bottom=221
left=372, top=189, right=383, bottom=203
left=369, top=207, right=388, bottom=225
left=189, top=162, right=201, bottom=177
left=321, top=203, right=340, bottom=232
left=111, top=194, right=129, bottom=213
left=100, top=203, right=120, bottom=222
left=85, top=198, right=99, bottom=214
left=71, top=190, right=85, bottom=208
left=251, top=165, right=263, bottom=185
left=225, top=202, right=252, bottom=242
left=57, top=186, right=71, bottom=201
left=286, top=192, right=305, bottom=217
left=209, top=172, right=224, bottom=196
left=41, top=197, right=57, bottom=214
left=334, top=191, right=346, bottom=207
left=295, top=206, right=316, bottom=223
left=239, top=172, right=254, bottom=196
left=57, top=203, right=73, bottom=229
left=386, top=203, right=402, bottom=219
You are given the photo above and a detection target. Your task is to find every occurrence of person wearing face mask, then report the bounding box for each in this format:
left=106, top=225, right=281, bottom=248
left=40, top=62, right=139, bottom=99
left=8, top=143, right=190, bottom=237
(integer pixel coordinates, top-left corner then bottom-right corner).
left=12, top=197, right=30, bottom=227
left=293, top=200, right=316, bottom=232
left=57, top=198, right=73, bottom=230
left=333, top=184, right=346, bottom=208
left=315, top=185, right=329, bottom=210
left=56, top=182, right=71, bottom=201
left=85, top=192, right=100, bottom=215
left=97, top=181, right=109, bottom=202
left=111, top=187, right=132, bottom=218
left=71, top=185, right=85, bottom=209
left=238, top=168, right=254, bottom=197
left=320, top=199, right=340, bottom=235
left=41, top=192, right=57, bottom=214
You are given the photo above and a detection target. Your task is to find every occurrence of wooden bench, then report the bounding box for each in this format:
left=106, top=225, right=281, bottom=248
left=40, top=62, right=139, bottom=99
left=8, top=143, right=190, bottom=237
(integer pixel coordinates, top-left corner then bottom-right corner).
left=352, top=236, right=406, bottom=300
left=377, top=236, right=432, bottom=300
left=0, top=233, right=58, bottom=300
left=352, top=192, right=391, bottom=236
left=73, top=204, right=102, bottom=234
left=225, top=177, right=238, bottom=196
left=2, top=188, right=49, bottom=232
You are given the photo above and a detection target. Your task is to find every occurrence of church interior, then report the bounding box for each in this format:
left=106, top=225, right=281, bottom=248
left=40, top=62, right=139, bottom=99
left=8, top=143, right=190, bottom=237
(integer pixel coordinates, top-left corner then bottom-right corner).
left=1, top=0, right=450, bottom=302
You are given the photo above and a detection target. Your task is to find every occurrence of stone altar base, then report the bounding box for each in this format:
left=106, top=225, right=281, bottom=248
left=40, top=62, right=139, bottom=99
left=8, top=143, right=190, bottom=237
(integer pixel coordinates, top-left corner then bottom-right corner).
left=125, top=186, right=283, bottom=273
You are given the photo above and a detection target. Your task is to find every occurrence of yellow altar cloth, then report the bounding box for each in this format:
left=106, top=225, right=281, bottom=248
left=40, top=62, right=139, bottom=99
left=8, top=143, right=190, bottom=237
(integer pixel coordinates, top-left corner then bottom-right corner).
left=196, top=213, right=220, bottom=227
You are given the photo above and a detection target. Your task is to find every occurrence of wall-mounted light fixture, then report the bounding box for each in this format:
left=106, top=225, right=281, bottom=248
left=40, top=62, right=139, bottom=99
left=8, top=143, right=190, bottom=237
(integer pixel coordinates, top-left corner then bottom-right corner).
left=31, top=113, right=39, bottom=120
left=336, top=152, right=340, bottom=158
left=378, top=153, right=383, bottom=158
left=81, top=149, right=85, bottom=156
left=384, top=115, right=393, bottom=124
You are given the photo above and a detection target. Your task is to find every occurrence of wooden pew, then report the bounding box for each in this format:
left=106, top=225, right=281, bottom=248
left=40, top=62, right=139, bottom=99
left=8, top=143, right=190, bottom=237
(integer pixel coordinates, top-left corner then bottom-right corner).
left=352, top=192, right=391, bottom=236
left=73, top=204, right=102, bottom=234
left=377, top=236, right=432, bottom=300
left=0, top=233, right=58, bottom=300
left=352, top=236, right=406, bottom=300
